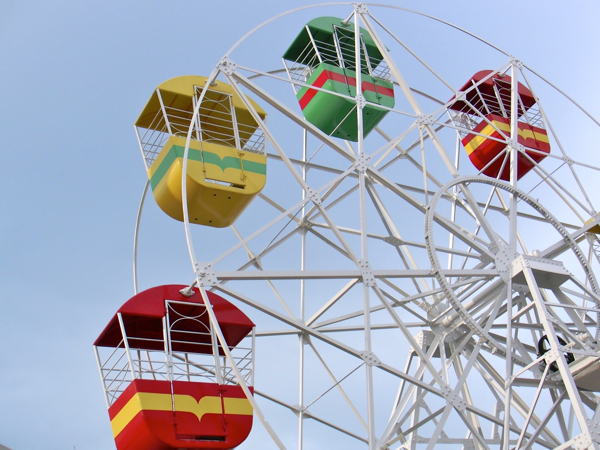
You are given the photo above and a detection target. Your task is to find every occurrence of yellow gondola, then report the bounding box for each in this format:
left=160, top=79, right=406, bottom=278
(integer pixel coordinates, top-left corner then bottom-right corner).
left=135, top=76, right=267, bottom=227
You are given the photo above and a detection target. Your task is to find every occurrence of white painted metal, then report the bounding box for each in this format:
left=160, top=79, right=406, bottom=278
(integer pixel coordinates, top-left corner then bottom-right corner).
left=129, top=3, right=600, bottom=449
left=132, top=180, right=148, bottom=295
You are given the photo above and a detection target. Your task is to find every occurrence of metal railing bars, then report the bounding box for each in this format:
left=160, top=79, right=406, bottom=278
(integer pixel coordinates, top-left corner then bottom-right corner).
left=103, top=366, right=130, bottom=392
left=97, top=304, right=255, bottom=406
left=136, top=86, right=266, bottom=166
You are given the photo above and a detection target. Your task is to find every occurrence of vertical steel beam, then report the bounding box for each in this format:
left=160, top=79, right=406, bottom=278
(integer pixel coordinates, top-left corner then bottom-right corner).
left=502, top=67, right=520, bottom=448
left=354, top=10, right=375, bottom=449
left=298, top=127, right=308, bottom=450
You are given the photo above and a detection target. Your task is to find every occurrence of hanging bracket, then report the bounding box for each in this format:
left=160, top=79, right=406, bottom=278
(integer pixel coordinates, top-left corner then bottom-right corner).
left=359, top=259, right=376, bottom=287
left=195, top=262, right=218, bottom=286
left=354, top=152, right=371, bottom=173
left=218, top=57, right=237, bottom=76
left=416, top=114, right=435, bottom=127
left=352, top=2, right=369, bottom=14
left=509, top=56, right=524, bottom=69
left=306, top=186, right=322, bottom=206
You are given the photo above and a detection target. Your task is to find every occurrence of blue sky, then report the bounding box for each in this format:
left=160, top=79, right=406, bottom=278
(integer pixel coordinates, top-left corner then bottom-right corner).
left=1, top=1, right=600, bottom=449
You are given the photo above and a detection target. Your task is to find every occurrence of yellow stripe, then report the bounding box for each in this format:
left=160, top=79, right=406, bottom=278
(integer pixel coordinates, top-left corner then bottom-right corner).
left=518, top=128, right=550, bottom=143
left=464, top=120, right=548, bottom=155
left=464, top=121, right=509, bottom=155
left=110, top=392, right=253, bottom=438
left=224, top=397, right=254, bottom=415
left=174, top=395, right=223, bottom=422
left=110, top=393, right=172, bottom=438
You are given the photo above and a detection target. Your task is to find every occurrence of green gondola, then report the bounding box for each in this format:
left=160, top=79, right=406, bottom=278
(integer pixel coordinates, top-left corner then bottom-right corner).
left=283, top=16, right=395, bottom=141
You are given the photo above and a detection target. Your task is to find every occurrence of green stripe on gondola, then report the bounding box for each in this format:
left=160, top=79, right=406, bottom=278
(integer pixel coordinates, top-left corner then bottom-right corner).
left=150, top=145, right=266, bottom=190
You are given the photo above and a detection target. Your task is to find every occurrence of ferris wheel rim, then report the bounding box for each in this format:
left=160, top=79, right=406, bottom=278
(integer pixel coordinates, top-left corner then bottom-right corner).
left=129, top=4, right=600, bottom=449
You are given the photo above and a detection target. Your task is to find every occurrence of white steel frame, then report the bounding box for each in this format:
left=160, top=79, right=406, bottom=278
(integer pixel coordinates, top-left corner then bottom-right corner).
left=131, top=3, right=600, bottom=449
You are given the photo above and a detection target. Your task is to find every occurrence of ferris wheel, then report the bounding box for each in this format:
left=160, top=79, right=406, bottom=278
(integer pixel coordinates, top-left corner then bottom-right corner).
left=95, top=3, right=600, bottom=450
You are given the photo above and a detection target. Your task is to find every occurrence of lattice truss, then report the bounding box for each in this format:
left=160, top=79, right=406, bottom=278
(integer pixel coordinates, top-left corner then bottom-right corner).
left=135, top=3, right=600, bottom=450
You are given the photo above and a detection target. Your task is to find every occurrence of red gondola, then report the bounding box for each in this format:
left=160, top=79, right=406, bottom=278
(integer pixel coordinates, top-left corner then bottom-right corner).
left=448, top=70, right=550, bottom=180
left=94, top=285, right=255, bottom=450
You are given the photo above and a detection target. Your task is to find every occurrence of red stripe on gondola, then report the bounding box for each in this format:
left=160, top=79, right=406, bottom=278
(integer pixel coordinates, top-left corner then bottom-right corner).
left=461, top=114, right=550, bottom=181
left=360, top=80, right=394, bottom=97
left=299, top=70, right=394, bottom=110
left=299, top=70, right=341, bottom=110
